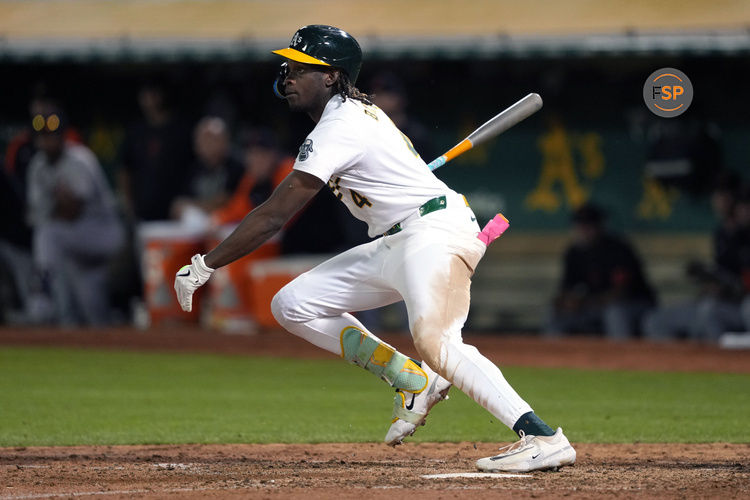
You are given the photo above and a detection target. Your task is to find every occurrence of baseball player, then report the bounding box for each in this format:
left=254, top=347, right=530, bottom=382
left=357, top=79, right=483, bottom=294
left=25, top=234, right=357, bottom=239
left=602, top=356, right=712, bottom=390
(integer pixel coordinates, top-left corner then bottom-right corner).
left=175, top=25, right=575, bottom=472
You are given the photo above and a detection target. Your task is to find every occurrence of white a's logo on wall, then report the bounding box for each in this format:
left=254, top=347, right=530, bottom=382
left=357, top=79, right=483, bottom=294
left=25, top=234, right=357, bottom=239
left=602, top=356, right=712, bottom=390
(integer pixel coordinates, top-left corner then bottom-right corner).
left=291, top=32, right=303, bottom=47
left=298, top=139, right=313, bottom=161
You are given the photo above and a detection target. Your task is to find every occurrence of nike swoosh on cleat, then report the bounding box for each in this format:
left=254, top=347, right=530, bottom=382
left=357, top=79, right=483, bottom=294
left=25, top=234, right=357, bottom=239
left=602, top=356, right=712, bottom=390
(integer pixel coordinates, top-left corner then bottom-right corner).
left=177, top=270, right=190, bottom=277
left=531, top=453, right=541, bottom=459
left=490, top=449, right=530, bottom=461
left=405, top=393, right=416, bottom=411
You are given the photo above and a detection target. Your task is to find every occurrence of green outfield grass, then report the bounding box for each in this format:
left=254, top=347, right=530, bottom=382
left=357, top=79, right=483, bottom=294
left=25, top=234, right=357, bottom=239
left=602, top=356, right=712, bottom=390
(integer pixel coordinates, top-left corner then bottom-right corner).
left=0, top=346, right=748, bottom=446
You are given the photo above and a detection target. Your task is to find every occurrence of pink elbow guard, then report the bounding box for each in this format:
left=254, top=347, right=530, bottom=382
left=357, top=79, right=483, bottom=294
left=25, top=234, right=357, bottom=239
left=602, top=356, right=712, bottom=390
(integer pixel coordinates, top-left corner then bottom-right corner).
left=477, top=214, right=509, bottom=246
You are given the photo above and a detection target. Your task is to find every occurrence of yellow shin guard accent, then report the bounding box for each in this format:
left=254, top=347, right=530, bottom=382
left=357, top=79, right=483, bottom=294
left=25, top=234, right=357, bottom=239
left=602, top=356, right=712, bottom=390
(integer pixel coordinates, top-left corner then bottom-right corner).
left=340, top=326, right=427, bottom=393
left=391, top=391, right=406, bottom=423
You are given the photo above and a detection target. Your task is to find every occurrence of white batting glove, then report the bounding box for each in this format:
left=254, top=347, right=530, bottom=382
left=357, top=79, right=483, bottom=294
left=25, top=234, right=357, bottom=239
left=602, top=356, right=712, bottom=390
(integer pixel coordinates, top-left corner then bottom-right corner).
left=174, top=254, right=214, bottom=312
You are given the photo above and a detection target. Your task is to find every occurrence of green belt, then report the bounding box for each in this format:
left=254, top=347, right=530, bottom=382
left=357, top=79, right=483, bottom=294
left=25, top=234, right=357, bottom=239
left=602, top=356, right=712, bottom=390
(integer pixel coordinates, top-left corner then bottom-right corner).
left=383, top=195, right=447, bottom=236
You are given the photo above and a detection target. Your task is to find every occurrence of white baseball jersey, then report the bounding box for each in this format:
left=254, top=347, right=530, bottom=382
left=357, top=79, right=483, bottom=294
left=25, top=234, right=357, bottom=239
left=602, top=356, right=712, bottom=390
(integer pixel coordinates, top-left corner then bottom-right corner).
left=292, top=95, right=453, bottom=237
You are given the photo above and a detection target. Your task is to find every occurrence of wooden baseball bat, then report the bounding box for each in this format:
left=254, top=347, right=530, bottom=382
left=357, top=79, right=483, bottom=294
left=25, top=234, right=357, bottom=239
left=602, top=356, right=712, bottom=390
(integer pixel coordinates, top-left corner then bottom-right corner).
left=427, top=93, right=543, bottom=171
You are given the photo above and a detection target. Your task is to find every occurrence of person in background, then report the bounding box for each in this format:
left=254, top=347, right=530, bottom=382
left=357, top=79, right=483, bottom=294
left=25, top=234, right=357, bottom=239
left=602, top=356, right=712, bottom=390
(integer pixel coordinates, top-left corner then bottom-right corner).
left=368, top=72, right=437, bottom=162
left=118, top=81, right=193, bottom=222
left=171, top=116, right=244, bottom=224
left=1, top=93, right=85, bottom=323
left=717, top=187, right=750, bottom=334
left=643, top=174, right=750, bottom=342
left=737, top=188, right=750, bottom=332
left=212, top=127, right=361, bottom=254
left=547, top=203, right=656, bottom=339
left=210, top=128, right=294, bottom=228
left=114, top=82, right=193, bottom=322
left=5, top=90, right=83, bottom=200
left=25, top=104, right=124, bottom=325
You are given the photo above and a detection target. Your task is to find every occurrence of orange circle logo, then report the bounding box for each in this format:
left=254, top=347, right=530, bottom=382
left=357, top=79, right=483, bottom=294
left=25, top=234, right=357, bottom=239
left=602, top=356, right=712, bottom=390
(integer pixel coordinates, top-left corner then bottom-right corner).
left=643, top=68, right=693, bottom=118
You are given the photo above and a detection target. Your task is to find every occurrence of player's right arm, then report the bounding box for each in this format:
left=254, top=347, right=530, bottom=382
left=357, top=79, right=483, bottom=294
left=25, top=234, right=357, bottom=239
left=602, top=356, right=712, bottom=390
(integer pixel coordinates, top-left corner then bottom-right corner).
left=174, top=170, right=323, bottom=312
left=205, top=170, right=323, bottom=268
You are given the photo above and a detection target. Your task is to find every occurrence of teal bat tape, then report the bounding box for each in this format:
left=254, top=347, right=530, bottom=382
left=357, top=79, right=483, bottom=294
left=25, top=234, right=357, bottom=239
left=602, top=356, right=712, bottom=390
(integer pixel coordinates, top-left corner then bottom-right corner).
left=428, top=156, right=447, bottom=171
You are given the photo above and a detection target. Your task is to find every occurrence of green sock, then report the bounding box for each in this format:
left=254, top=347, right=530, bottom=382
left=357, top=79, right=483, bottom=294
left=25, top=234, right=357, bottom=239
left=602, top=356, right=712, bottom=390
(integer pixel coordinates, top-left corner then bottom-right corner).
left=512, top=411, right=556, bottom=437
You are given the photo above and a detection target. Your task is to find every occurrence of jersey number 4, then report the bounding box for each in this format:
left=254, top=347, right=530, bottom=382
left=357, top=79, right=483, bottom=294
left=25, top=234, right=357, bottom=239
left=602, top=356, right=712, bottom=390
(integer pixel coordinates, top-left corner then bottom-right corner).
left=329, top=177, right=372, bottom=208
left=350, top=190, right=372, bottom=208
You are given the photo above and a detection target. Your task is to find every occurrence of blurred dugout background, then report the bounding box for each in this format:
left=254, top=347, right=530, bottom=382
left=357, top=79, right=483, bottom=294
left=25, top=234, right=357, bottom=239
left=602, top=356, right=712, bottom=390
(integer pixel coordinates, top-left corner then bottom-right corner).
left=1, top=0, right=749, bottom=337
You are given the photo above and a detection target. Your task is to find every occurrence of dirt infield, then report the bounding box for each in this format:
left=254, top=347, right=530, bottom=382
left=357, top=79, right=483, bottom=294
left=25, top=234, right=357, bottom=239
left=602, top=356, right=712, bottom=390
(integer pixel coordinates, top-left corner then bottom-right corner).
left=1, top=326, right=749, bottom=498
left=1, top=442, right=748, bottom=499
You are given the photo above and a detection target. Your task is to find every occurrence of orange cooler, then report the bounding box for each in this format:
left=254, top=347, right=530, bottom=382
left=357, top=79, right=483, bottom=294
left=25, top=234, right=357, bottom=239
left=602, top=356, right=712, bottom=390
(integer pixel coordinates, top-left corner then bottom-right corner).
left=139, top=222, right=205, bottom=325
left=249, top=255, right=330, bottom=328
left=206, top=226, right=280, bottom=332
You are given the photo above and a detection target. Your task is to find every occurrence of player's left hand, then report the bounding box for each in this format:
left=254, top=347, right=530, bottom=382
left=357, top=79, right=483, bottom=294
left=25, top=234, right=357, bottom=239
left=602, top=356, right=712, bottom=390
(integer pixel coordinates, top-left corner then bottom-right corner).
left=174, top=254, right=214, bottom=312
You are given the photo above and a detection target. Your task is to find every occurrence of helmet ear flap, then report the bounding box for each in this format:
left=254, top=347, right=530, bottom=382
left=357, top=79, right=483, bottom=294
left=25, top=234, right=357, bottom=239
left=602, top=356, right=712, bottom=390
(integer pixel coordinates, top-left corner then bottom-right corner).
left=273, top=62, right=289, bottom=99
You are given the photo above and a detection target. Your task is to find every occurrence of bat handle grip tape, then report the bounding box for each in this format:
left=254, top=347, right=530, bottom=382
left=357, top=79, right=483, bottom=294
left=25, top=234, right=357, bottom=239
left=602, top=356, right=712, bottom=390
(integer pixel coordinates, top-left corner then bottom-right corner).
left=428, top=156, right=447, bottom=171
left=428, top=139, right=474, bottom=171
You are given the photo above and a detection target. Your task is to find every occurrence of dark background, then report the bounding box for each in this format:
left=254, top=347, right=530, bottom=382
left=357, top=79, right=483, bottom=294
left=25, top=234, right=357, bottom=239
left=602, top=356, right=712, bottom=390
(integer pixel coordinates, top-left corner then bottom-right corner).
left=3, top=53, right=748, bottom=233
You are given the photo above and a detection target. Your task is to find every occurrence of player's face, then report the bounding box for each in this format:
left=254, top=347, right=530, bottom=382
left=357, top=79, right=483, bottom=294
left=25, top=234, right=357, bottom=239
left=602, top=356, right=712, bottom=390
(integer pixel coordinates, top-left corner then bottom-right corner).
left=283, top=61, right=333, bottom=112
left=573, top=222, right=600, bottom=246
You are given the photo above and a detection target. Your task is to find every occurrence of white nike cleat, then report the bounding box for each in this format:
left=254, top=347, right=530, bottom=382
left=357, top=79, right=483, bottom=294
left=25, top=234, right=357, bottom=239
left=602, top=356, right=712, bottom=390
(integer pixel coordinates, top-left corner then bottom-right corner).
left=476, top=428, right=576, bottom=473
left=384, top=363, right=451, bottom=446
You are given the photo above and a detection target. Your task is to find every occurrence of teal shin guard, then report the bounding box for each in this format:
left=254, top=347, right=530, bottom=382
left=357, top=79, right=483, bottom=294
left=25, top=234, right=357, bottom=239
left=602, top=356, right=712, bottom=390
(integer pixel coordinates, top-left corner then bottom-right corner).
left=340, top=326, right=427, bottom=393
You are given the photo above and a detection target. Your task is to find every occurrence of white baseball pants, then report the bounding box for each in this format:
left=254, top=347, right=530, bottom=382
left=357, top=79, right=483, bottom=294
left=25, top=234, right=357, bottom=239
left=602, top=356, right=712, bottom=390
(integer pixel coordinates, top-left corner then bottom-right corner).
left=271, top=192, right=533, bottom=428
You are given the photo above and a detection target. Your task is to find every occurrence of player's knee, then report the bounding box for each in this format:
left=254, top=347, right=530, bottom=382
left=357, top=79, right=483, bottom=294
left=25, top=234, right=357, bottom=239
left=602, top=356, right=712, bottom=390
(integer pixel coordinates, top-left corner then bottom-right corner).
left=272, top=276, right=322, bottom=328
left=270, top=285, right=296, bottom=327
left=411, top=325, right=444, bottom=371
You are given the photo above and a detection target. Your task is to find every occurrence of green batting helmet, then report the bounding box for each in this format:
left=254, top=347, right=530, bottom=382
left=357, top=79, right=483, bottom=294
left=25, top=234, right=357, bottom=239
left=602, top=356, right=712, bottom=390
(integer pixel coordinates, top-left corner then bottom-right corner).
left=272, top=25, right=362, bottom=95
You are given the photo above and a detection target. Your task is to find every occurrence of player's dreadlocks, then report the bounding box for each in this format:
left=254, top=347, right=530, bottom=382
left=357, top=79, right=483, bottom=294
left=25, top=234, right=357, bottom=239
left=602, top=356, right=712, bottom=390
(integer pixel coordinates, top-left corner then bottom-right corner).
left=334, top=72, right=373, bottom=106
